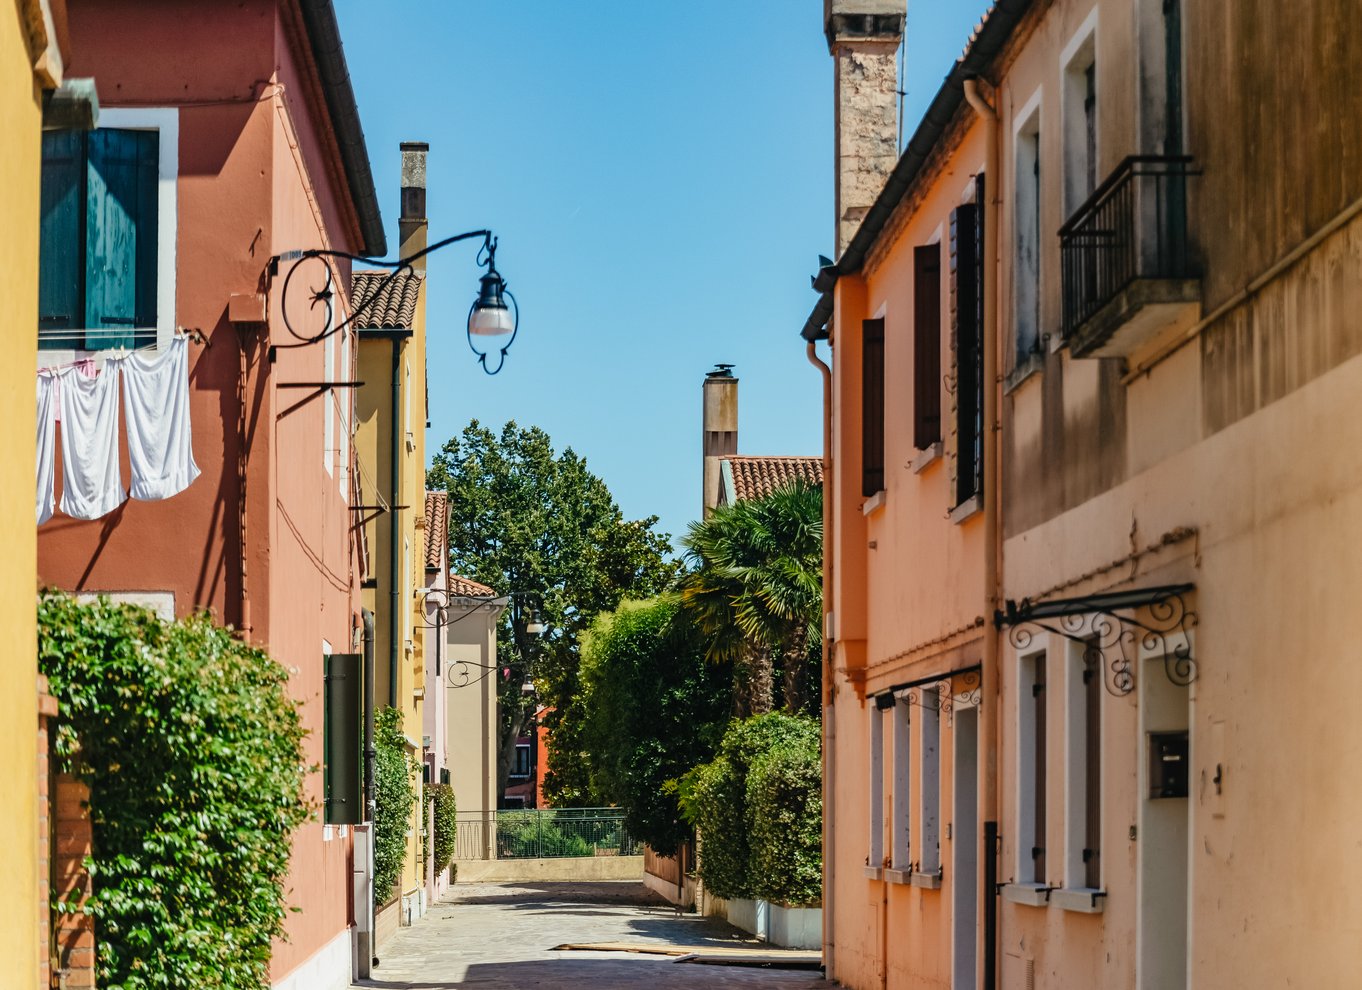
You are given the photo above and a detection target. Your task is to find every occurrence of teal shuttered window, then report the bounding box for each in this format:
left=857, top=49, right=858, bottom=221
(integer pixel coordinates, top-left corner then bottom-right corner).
left=39, top=128, right=159, bottom=350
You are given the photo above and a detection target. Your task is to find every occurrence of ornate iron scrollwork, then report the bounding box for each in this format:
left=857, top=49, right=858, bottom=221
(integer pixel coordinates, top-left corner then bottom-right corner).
left=899, top=670, right=982, bottom=720
left=997, top=584, right=1197, bottom=697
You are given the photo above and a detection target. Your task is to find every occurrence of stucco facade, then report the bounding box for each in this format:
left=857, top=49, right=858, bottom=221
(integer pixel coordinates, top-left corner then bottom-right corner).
left=34, top=2, right=380, bottom=986
left=6, top=3, right=64, bottom=984
left=809, top=1, right=1362, bottom=987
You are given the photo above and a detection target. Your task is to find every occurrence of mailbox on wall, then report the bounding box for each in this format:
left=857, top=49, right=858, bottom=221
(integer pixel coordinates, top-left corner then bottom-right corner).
left=1149, top=730, right=1190, bottom=799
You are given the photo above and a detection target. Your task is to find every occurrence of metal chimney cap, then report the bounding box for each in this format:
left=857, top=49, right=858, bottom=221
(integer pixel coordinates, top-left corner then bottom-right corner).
left=706, top=363, right=736, bottom=379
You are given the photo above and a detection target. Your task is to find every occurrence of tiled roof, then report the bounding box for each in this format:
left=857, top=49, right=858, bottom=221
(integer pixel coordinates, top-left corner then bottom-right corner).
left=350, top=269, right=425, bottom=329
left=423, top=491, right=448, bottom=570
left=722, top=456, right=824, bottom=503
left=449, top=575, right=497, bottom=598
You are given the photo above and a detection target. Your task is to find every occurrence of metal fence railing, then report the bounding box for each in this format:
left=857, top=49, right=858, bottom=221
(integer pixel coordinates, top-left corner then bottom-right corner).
left=453, top=808, right=638, bottom=860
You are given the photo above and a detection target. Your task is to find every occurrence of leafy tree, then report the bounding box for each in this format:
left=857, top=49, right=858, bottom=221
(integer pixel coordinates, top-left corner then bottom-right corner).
left=577, top=596, right=732, bottom=851
left=426, top=420, right=679, bottom=803
left=679, top=481, right=823, bottom=715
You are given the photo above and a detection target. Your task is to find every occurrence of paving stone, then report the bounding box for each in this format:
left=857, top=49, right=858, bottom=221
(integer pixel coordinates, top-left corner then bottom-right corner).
left=354, top=881, right=836, bottom=989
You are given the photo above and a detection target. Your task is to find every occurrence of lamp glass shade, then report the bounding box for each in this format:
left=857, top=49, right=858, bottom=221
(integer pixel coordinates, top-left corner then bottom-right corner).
left=468, top=302, right=514, bottom=336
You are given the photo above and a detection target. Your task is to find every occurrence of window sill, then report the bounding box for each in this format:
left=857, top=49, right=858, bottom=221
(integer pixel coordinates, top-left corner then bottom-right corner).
left=1001, top=882, right=1052, bottom=907
left=863, top=865, right=884, bottom=881
left=884, top=867, right=912, bottom=885
left=862, top=490, right=887, bottom=516
left=1004, top=351, right=1045, bottom=394
left=949, top=495, right=982, bottom=525
left=1051, top=887, right=1106, bottom=913
left=910, top=870, right=942, bottom=890
left=911, top=443, right=943, bottom=474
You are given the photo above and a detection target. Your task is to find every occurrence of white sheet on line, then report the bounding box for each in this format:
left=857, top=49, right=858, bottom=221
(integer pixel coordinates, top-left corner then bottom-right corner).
left=122, top=336, right=201, bottom=501
left=57, top=363, right=126, bottom=520
left=36, top=372, right=56, bottom=525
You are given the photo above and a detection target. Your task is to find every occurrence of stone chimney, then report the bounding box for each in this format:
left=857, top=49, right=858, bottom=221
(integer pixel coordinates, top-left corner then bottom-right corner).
left=702, top=365, right=738, bottom=517
left=399, top=142, right=428, bottom=268
left=825, top=0, right=905, bottom=257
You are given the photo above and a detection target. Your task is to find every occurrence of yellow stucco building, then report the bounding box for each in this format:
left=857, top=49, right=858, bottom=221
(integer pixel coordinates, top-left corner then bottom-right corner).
left=353, top=141, right=431, bottom=931
left=5, top=1, right=68, bottom=983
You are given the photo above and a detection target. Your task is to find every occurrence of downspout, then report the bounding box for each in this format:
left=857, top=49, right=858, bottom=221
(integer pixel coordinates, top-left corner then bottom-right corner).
left=807, top=339, right=836, bottom=981
left=964, top=76, right=1001, bottom=990
left=362, top=608, right=376, bottom=818
left=388, top=339, right=402, bottom=708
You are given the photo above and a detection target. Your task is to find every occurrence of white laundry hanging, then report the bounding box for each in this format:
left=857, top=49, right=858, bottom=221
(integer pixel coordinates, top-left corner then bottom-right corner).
left=36, top=372, right=56, bottom=525
left=121, top=336, right=200, bottom=501
left=57, top=362, right=126, bottom=520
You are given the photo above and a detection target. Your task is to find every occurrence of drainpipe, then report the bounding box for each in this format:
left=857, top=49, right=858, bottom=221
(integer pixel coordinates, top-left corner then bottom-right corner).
left=362, top=608, right=376, bottom=818
left=964, top=76, right=1001, bottom=990
left=807, top=339, right=836, bottom=981
left=388, top=339, right=402, bottom=708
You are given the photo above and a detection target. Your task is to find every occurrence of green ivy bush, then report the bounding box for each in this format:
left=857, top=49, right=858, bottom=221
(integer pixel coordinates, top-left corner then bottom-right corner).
left=38, top=593, right=309, bottom=990
left=680, top=712, right=822, bottom=906
left=374, top=707, right=416, bottom=900
left=425, top=783, right=457, bottom=881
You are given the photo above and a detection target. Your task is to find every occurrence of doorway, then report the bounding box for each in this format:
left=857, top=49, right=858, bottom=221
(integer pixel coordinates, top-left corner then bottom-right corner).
left=952, top=704, right=979, bottom=989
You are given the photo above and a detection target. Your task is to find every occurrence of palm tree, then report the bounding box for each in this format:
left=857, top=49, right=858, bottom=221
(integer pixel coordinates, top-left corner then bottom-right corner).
left=678, top=482, right=823, bottom=716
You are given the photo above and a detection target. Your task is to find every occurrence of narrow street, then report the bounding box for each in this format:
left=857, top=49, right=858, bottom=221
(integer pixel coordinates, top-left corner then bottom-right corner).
left=355, top=882, right=833, bottom=990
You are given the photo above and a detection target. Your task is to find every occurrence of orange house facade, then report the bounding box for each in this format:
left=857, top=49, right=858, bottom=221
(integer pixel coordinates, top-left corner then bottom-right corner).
left=35, top=1, right=383, bottom=986
left=807, top=1, right=1362, bottom=988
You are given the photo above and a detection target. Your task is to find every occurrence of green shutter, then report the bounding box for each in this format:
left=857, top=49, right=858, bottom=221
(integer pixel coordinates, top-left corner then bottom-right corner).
left=85, top=129, right=158, bottom=349
left=324, top=653, right=364, bottom=825
left=38, top=130, right=85, bottom=349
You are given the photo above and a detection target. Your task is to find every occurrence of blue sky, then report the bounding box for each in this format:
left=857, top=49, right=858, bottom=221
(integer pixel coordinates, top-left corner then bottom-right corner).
left=334, top=0, right=994, bottom=551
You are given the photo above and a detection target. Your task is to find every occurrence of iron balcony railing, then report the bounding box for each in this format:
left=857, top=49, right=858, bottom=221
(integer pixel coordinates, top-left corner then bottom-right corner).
left=453, top=808, right=638, bottom=861
left=1059, top=155, right=1197, bottom=339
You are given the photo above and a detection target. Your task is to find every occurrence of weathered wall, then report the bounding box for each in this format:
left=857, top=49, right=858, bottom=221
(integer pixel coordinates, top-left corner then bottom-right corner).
left=2, top=2, right=44, bottom=984
left=445, top=605, right=500, bottom=832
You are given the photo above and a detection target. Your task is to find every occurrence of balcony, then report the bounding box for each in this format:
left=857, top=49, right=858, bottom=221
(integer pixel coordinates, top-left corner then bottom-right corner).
left=1060, top=156, right=1200, bottom=359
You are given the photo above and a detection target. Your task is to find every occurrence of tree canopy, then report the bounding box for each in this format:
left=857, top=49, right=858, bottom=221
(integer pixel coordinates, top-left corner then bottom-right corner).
left=426, top=420, right=679, bottom=801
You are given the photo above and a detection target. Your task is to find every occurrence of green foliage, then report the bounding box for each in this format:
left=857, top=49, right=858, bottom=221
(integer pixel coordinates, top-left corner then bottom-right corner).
left=495, top=812, right=592, bottom=858
left=426, top=783, right=457, bottom=881
left=679, top=482, right=823, bottom=715
left=374, top=707, right=415, bottom=899
left=426, top=420, right=680, bottom=802
left=577, top=596, right=731, bottom=851
left=680, top=713, right=822, bottom=906
left=37, top=593, right=309, bottom=990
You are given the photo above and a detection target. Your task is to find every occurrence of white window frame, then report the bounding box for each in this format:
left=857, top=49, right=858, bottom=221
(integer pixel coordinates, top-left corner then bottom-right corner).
left=1012, top=87, right=1044, bottom=364
left=323, top=276, right=335, bottom=477
left=1061, top=9, right=1100, bottom=217
left=1062, top=635, right=1101, bottom=892
left=337, top=325, right=351, bottom=497
left=890, top=697, right=911, bottom=871
left=1015, top=636, right=1051, bottom=885
left=918, top=687, right=942, bottom=874
left=40, top=107, right=179, bottom=366
left=867, top=701, right=887, bottom=874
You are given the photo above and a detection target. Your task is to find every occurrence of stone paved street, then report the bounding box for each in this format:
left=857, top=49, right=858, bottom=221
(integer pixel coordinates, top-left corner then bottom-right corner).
left=354, top=881, right=836, bottom=989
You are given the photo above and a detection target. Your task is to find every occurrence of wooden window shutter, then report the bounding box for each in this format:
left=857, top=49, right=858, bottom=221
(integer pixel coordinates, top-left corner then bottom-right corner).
left=38, top=130, right=85, bottom=347
left=949, top=187, right=984, bottom=508
left=862, top=317, right=885, bottom=497
left=323, top=652, right=364, bottom=825
left=84, top=129, right=158, bottom=347
left=913, top=244, right=942, bottom=449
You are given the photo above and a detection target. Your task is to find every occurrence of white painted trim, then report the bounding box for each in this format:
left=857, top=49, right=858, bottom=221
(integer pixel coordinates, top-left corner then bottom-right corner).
left=1012, top=85, right=1044, bottom=138
left=867, top=705, right=885, bottom=870
left=1060, top=7, right=1100, bottom=69
left=928, top=222, right=944, bottom=246
left=270, top=924, right=352, bottom=990
left=890, top=700, right=911, bottom=869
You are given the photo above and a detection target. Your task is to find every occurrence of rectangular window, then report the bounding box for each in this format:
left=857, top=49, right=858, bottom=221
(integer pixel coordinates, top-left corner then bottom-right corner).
left=1083, top=649, right=1102, bottom=889
left=1062, top=16, right=1099, bottom=216
left=1014, top=108, right=1042, bottom=361
left=919, top=690, right=941, bottom=874
left=890, top=698, right=910, bottom=870
left=862, top=317, right=885, bottom=497
left=338, top=329, right=351, bottom=495
left=40, top=128, right=159, bottom=350
left=1017, top=649, right=1048, bottom=883
left=913, top=245, right=942, bottom=449
left=323, top=299, right=335, bottom=476
left=511, top=743, right=531, bottom=778
left=950, top=188, right=984, bottom=508
left=868, top=697, right=889, bottom=870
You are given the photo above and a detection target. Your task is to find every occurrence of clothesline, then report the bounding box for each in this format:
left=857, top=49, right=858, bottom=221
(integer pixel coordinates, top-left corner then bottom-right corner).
left=37, top=328, right=208, bottom=372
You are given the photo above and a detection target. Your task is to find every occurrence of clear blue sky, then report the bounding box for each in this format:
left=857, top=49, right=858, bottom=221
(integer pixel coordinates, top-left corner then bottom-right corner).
left=334, top=0, right=993, bottom=552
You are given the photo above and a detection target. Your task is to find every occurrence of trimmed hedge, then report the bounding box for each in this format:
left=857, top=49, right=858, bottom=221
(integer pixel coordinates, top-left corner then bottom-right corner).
left=426, top=782, right=457, bottom=881
left=38, top=593, right=309, bottom=989
left=682, top=713, right=822, bottom=906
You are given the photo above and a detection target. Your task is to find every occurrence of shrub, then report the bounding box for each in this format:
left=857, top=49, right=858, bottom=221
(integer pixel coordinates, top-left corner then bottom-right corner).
left=680, top=712, right=822, bottom=905
left=426, top=783, right=457, bottom=881
left=374, top=707, right=416, bottom=899
left=38, top=593, right=309, bottom=989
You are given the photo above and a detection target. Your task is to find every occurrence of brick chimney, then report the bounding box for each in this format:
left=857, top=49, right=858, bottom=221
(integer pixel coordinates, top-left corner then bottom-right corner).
left=399, top=142, right=428, bottom=268
left=702, top=365, right=738, bottom=517
left=825, top=0, right=905, bottom=257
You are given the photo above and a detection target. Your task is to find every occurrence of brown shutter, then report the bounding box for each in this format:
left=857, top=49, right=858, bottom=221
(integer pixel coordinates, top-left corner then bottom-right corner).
left=913, top=245, right=942, bottom=449
left=862, top=317, right=885, bottom=497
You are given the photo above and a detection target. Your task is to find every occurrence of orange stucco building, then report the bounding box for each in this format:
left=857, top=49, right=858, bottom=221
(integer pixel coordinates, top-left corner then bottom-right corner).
left=35, top=1, right=383, bottom=986
left=807, top=0, right=1362, bottom=987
